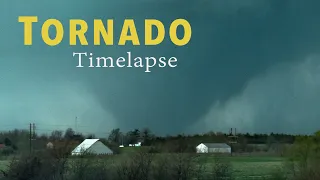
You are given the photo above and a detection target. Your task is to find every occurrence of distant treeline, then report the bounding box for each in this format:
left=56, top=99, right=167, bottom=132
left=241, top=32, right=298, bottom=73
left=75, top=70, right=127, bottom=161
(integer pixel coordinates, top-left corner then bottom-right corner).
left=0, top=127, right=310, bottom=156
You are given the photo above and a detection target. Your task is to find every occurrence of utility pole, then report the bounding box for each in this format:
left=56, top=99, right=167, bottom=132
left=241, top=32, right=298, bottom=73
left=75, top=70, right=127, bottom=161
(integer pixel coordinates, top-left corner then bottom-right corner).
left=228, top=128, right=238, bottom=156
left=32, top=123, right=36, bottom=140
left=29, top=123, right=32, bottom=154
left=29, top=123, right=37, bottom=154
left=75, top=116, right=78, bottom=134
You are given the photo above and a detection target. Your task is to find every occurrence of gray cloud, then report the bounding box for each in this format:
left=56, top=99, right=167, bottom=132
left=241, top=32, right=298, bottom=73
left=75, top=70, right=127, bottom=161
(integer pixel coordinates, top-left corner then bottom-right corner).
left=195, top=55, right=320, bottom=135
left=0, top=69, right=117, bottom=134
left=1, top=0, right=320, bottom=136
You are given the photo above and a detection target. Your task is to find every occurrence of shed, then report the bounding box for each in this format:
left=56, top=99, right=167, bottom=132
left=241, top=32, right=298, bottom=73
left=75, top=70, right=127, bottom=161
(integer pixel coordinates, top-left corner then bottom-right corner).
left=46, top=142, right=53, bottom=149
left=71, top=139, right=113, bottom=155
left=196, top=143, right=231, bottom=154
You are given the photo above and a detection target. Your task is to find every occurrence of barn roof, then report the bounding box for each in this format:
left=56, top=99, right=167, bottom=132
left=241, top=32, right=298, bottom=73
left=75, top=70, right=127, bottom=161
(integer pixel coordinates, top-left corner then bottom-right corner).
left=202, top=143, right=230, bottom=148
left=72, top=139, right=99, bottom=153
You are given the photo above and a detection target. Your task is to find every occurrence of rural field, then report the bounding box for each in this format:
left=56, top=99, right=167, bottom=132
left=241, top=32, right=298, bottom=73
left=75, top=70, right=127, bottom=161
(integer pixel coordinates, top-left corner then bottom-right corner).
left=0, top=161, right=7, bottom=170
left=118, top=147, right=285, bottom=177
left=197, top=155, right=284, bottom=176
left=0, top=154, right=285, bottom=179
left=193, top=156, right=286, bottom=179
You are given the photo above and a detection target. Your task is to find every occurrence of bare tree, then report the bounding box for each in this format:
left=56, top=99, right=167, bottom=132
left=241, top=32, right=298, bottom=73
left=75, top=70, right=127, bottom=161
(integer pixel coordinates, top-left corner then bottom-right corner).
left=141, top=128, right=153, bottom=146
left=86, top=134, right=96, bottom=139
left=50, top=130, right=63, bottom=140
left=108, top=128, right=121, bottom=144
left=64, top=128, right=75, bottom=140
left=116, top=150, right=153, bottom=180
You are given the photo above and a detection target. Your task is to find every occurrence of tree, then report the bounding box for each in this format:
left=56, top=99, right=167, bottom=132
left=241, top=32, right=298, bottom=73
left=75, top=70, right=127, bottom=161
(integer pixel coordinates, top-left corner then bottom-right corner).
left=314, top=131, right=320, bottom=142
left=39, top=134, right=48, bottom=140
left=125, top=129, right=140, bottom=144
left=126, top=131, right=137, bottom=145
left=50, top=130, right=63, bottom=140
left=4, top=138, right=12, bottom=146
left=108, top=128, right=121, bottom=144
left=64, top=128, right=75, bottom=140
left=86, top=134, right=96, bottom=139
left=141, top=128, right=153, bottom=146
left=267, top=134, right=276, bottom=150
left=132, top=129, right=140, bottom=140
left=287, top=132, right=320, bottom=179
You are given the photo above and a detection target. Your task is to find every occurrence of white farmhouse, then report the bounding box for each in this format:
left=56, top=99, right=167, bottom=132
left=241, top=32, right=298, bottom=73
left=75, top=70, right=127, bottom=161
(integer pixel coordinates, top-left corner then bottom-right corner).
left=71, top=139, right=113, bottom=155
left=46, top=142, right=53, bottom=149
left=196, top=143, right=231, bottom=154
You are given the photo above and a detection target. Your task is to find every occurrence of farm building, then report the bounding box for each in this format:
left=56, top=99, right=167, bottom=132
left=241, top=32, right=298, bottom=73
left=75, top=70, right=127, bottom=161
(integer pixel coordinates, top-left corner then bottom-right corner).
left=46, top=142, right=53, bottom=149
left=71, top=139, right=113, bottom=155
left=196, top=143, right=231, bottom=154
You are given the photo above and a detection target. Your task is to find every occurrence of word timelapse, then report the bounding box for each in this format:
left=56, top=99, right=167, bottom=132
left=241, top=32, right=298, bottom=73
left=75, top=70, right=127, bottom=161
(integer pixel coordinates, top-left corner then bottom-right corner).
left=73, top=52, right=177, bottom=73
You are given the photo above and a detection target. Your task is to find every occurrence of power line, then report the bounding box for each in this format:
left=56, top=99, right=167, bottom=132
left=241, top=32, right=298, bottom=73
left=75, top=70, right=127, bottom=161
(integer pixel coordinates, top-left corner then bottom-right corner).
left=0, top=119, right=114, bottom=130
left=0, top=127, right=111, bottom=136
left=35, top=128, right=110, bottom=135
left=0, top=123, right=94, bottom=128
left=27, top=123, right=88, bottom=128
left=0, top=122, right=112, bottom=137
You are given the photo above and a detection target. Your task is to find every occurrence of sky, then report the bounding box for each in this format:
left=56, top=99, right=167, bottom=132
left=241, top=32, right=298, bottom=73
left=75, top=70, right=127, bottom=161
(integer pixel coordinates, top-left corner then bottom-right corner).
left=1, top=0, right=320, bottom=136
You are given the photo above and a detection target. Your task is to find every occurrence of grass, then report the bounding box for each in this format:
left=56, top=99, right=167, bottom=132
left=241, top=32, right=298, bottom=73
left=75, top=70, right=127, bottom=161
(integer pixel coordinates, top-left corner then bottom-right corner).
left=119, top=146, right=147, bottom=154
left=197, top=155, right=284, bottom=163
left=194, top=155, right=284, bottom=177
left=0, top=154, right=285, bottom=177
left=0, top=160, right=8, bottom=170
left=232, top=161, right=282, bottom=176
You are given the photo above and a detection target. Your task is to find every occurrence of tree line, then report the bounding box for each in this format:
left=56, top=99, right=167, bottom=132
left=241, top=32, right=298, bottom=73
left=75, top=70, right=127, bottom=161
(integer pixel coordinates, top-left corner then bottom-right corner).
left=0, top=127, right=309, bottom=156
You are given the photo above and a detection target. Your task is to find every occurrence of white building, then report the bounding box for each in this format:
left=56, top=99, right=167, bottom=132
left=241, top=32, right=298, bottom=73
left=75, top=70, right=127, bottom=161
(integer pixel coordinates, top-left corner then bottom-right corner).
left=46, top=142, right=53, bottom=149
left=196, top=143, right=231, bottom=154
left=128, top=142, right=142, bottom=147
left=71, top=139, right=113, bottom=155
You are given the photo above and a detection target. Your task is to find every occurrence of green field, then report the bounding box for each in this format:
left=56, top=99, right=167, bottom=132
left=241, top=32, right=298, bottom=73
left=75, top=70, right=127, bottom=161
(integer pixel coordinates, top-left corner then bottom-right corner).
left=0, top=160, right=8, bottom=170
left=203, top=156, right=284, bottom=177
left=0, top=147, right=285, bottom=179
left=119, top=147, right=285, bottom=176
left=0, top=154, right=285, bottom=178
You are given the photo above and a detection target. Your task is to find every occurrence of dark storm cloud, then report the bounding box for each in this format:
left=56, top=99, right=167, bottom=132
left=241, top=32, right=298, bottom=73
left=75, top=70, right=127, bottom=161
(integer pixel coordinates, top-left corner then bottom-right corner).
left=1, top=0, right=320, bottom=135
left=194, top=56, right=320, bottom=135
